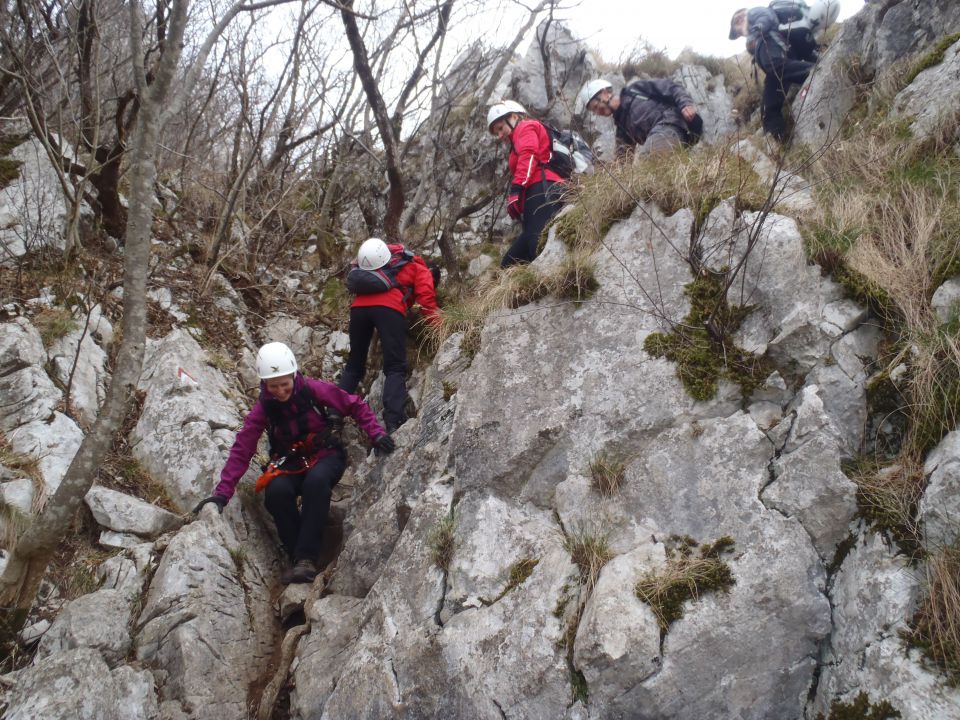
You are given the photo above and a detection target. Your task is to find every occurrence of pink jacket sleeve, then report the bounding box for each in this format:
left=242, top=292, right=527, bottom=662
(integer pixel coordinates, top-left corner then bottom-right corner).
left=307, top=378, right=386, bottom=440
left=214, top=401, right=268, bottom=501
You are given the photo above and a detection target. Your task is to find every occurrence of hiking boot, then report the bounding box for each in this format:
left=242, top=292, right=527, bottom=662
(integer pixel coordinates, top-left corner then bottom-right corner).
left=288, top=559, right=318, bottom=584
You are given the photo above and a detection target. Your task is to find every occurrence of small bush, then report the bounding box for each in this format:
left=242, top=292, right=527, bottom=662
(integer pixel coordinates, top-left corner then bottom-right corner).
left=588, top=452, right=626, bottom=496
left=428, top=514, right=455, bottom=571
left=903, top=544, right=960, bottom=685
left=442, top=381, right=457, bottom=401
left=635, top=535, right=736, bottom=637
left=815, top=691, right=901, bottom=720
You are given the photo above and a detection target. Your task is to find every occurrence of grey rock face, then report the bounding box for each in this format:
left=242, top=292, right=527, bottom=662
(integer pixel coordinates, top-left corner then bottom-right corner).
left=0, top=136, right=71, bottom=261
left=795, top=0, right=960, bottom=147
left=35, top=588, right=133, bottom=667
left=766, top=433, right=857, bottom=561
left=921, top=430, right=960, bottom=548
left=85, top=486, right=181, bottom=538
left=6, top=411, right=83, bottom=496
left=894, top=37, right=960, bottom=137
left=47, top=308, right=110, bottom=425
left=5, top=648, right=119, bottom=720
left=675, top=64, right=736, bottom=144
left=289, top=595, right=364, bottom=717
left=0, top=318, right=60, bottom=432
left=134, top=511, right=279, bottom=720
left=130, top=328, right=245, bottom=510
left=932, top=278, right=960, bottom=324
left=812, top=529, right=960, bottom=718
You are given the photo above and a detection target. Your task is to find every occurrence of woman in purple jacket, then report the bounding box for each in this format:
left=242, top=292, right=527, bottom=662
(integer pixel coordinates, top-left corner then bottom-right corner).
left=194, top=342, right=395, bottom=584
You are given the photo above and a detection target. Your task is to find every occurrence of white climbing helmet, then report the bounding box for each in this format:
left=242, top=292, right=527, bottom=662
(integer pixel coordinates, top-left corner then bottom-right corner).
left=357, top=237, right=391, bottom=271
left=256, top=342, right=298, bottom=380
left=486, top=100, right=526, bottom=132
left=576, top=79, right=613, bottom=114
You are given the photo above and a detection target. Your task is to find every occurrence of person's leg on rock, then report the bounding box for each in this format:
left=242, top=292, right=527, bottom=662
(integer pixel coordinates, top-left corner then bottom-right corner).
left=338, top=307, right=377, bottom=394
left=263, top=473, right=302, bottom=583
left=374, top=307, right=410, bottom=433
left=290, top=452, right=347, bottom=583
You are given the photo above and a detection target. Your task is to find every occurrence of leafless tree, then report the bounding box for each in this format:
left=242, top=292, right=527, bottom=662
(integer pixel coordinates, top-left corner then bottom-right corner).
left=0, top=0, right=297, bottom=640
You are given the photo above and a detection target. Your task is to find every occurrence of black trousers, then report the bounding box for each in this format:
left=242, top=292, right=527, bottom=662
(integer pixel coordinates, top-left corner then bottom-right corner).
left=263, top=451, right=346, bottom=562
left=501, top=181, right=564, bottom=268
left=339, top=305, right=408, bottom=431
left=755, top=36, right=815, bottom=140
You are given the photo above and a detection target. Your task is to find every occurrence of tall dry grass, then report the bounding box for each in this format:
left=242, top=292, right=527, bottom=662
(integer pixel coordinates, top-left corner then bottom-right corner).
left=906, top=544, right=960, bottom=683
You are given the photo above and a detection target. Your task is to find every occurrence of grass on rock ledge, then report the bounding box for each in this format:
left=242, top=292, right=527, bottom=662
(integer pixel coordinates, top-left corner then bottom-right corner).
left=635, top=535, right=736, bottom=639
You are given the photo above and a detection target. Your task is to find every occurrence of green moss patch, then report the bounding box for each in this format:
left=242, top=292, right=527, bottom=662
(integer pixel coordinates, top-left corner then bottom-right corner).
left=635, top=535, right=736, bottom=638
left=643, top=274, right=769, bottom=401
left=815, top=691, right=901, bottom=720
left=905, top=33, right=960, bottom=87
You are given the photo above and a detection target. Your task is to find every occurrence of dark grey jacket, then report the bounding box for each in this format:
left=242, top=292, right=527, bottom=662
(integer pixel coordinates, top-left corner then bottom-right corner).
left=745, top=7, right=787, bottom=55
left=613, top=79, right=695, bottom=149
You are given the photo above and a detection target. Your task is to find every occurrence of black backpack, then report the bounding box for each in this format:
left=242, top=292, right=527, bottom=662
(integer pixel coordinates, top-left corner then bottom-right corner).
left=541, top=123, right=594, bottom=179
left=346, top=248, right=414, bottom=295
left=769, top=0, right=807, bottom=24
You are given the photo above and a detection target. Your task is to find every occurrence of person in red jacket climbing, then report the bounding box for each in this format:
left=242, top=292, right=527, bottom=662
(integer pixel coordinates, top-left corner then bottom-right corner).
left=194, top=342, right=394, bottom=584
left=487, top=100, right=566, bottom=268
left=337, top=238, right=442, bottom=434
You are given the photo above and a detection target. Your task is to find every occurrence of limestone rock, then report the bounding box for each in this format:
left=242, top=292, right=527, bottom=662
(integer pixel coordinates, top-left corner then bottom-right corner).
left=36, top=588, right=133, bottom=668
left=85, top=486, right=180, bottom=538
left=573, top=547, right=664, bottom=708
left=48, top=309, right=110, bottom=425
left=675, top=64, right=736, bottom=144
left=134, top=508, right=279, bottom=720
left=895, top=37, right=960, bottom=139
left=0, top=136, right=71, bottom=261
left=921, top=430, right=960, bottom=548
left=0, top=318, right=60, bottom=432
left=4, top=648, right=119, bottom=720
left=130, top=329, right=246, bottom=510
left=932, top=278, right=960, bottom=324
left=766, top=434, right=858, bottom=561
left=6, top=411, right=83, bottom=496
left=289, top=595, right=364, bottom=718
left=111, top=666, right=160, bottom=720
left=0, top=478, right=34, bottom=515
left=811, top=529, right=960, bottom=718
left=795, top=0, right=960, bottom=147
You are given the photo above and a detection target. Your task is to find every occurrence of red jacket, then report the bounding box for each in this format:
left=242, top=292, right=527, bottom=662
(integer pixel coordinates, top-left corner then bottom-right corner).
left=351, top=243, right=441, bottom=325
left=509, top=119, right=565, bottom=189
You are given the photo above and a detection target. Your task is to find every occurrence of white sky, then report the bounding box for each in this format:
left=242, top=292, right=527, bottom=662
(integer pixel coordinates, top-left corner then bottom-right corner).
left=556, top=0, right=862, bottom=59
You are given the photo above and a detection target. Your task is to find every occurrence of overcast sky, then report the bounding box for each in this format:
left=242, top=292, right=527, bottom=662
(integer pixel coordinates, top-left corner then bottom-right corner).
left=555, top=0, right=862, bottom=59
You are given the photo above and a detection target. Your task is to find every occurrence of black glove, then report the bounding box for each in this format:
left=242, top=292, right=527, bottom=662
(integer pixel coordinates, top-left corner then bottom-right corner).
left=373, top=434, right=396, bottom=456
left=193, top=496, right=227, bottom=514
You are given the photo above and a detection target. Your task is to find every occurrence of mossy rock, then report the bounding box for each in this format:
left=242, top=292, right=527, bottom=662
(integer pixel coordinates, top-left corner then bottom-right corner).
left=0, top=158, right=23, bottom=191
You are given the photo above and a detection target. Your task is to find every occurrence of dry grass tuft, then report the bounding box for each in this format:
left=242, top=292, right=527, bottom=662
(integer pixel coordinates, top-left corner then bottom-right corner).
left=635, top=535, right=736, bottom=635
left=563, top=526, right=613, bottom=594
left=556, top=144, right=766, bottom=251
left=32, top=307, right=78, bottom=348
left=804, top=110, right=960, bottom=456
left=420, top=252, right=600, bottom=357
left=428, top=514, right=456, bottom=571
left=846, top=457, right=926, bottom=554
left=588, top=452, right=626, bottom=496
left=904, top=544, right=960, bottom=685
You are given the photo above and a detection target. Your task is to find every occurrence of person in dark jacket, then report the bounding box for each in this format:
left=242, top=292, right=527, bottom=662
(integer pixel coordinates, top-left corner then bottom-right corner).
left=576, top=78, right=701, bottom=156
left=194, top=342, right=394, bottom=584
left=487, top=100, right=566, bottom=268
left=729, top=6, right=817, bottom=140
left=337, top=238, right=442, bottom=433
